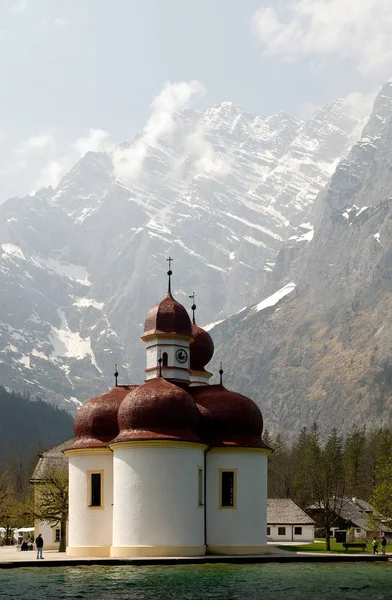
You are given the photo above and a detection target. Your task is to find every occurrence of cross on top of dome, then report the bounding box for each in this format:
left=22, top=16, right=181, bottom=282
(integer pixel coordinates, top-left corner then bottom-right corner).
left=167, top=256, right=173, bottom=293
left=189, top=292, right=196, bottom=323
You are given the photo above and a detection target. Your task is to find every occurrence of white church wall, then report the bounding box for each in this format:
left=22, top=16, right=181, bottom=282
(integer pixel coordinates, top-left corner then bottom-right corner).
left=66, top=451, right=113, bottom=557
left=206, top=450, right=268, bottom=554
left=189, top=371, right=212, bottom=386
left=111, top=443, right=206, bottom=556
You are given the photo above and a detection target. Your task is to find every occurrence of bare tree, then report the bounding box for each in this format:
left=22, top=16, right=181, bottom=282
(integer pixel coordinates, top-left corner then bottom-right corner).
left=34, top=468, right=68, bottom=552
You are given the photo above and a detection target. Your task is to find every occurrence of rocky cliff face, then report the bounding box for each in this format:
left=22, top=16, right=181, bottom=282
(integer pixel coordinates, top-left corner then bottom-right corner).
left=210, top=81, right=392, bottom=440
left=0, top=98, right=365, bottom=411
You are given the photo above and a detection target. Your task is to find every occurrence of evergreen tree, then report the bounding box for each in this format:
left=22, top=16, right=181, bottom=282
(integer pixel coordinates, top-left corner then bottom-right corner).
left=344, top=426, right=367, bottom=498
left=309, top=428, right=346, bottom=550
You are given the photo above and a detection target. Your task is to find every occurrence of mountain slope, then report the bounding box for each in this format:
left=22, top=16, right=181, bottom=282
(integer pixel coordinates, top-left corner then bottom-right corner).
left=209, top=81, right=392, bottom=439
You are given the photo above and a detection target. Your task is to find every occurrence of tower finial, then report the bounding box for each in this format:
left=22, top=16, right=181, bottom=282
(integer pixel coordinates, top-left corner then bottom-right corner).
left=219, top=362, right=223, bottom=386
left=189, top=292, right=196, bottom=324
left=158, top=350, right=163, bottom=377
left=114, top=364, right=119, bottom=387
left=167, top=256, right=173, bottom=294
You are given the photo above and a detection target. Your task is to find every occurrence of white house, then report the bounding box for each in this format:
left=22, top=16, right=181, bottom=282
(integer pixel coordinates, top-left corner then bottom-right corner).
left=267, top=499, right=315, bottom=542
left=37, top=267, right=272, bottom=558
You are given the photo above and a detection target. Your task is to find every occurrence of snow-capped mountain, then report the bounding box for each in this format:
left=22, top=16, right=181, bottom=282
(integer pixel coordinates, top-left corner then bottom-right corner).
left=209, top=81, right=392, bottom=439
left=0, top=98, right=366, bottom=410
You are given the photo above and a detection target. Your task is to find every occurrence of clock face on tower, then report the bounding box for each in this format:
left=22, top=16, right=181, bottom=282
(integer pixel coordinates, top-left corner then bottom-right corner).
left=175, top=348, right=188, bottom=364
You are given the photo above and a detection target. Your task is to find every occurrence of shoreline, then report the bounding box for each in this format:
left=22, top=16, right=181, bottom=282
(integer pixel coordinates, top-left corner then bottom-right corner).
left=0, top=548, right=389, bottom=569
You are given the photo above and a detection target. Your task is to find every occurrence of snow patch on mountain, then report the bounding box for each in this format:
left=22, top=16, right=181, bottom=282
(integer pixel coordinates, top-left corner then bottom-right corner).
left=250, top=282, right=297, bottom=316
left=73, top=298, right=104, bottom=310
left=1, top=244, right=26, bottom=260
left=49, top=309, right=100, bottom=370
left=32, top=255, right=91, bottom=286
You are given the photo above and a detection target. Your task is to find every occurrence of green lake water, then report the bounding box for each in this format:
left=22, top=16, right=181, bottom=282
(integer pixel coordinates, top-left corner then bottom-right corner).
left=0, top=563, right=391, bottom=600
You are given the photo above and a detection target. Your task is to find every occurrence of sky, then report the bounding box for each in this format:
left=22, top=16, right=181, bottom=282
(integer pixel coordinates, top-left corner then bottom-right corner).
left=1, top=0, right=392, bottom=202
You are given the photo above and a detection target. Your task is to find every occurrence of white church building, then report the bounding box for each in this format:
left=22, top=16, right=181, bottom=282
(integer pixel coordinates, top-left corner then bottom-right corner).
left=62, top=267, right=272, bottom=557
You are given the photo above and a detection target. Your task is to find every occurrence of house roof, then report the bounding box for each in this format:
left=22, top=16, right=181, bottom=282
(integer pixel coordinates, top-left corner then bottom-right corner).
left=339, top=498, right=392, bottom=533
left=267, top=499, right=315, bottom=525
left=30, top=437, right=73, bottom=482
left=309, top=497, right=392, bottom=533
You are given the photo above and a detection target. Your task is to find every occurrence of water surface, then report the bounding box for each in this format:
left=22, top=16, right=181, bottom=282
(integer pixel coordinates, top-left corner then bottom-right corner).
left=1, top=563, right=390, bottom=600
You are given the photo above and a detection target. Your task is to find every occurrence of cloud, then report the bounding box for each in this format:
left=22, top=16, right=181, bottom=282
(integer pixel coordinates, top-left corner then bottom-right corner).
left=252, top=0, right=392, bottom=74
left=187, top=127, right=230, bottom=177
left=343, top=89, right=380, bottom=120
left=34, top=128, right=112, bottom=189
left=113, top=80, right=205, bottom=182
left=15, top=133, right=55, bottom=156
left=10, top=1, right=27, bottom=15
left=72, top=128, right=112, bottom=156
left=34, top=160, right=66, bottom=189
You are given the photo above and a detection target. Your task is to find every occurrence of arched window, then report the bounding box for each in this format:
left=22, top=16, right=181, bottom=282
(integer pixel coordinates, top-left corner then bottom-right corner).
left=162, top=352, right=168, bottom=367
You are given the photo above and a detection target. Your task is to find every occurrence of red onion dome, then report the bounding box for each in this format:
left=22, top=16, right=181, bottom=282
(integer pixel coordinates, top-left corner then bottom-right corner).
left=190, top=384, right=269, bottom=448
left=190, top=323, right=214, bottom=371
left=142, top=291, right=192, bottom=339
left=70, top=386, right=138, bottom=450
left=113, top=377, right=202, bottom=444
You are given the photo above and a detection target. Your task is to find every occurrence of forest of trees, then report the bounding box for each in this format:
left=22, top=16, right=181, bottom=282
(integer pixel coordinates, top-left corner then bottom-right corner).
left=0, top=386, right=73, bottom=541
left=265, top=424, right=392, bottom=547
left=0, top=386, right=74, bottom=463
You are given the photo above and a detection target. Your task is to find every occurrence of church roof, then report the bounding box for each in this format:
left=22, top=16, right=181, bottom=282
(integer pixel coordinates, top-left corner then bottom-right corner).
left=113, top=377, right=202, bottom=444
left=142, top=291, right=192, bottom=339
left=190, top=322, right=214, bottom=371
left=267, top=499, right=315, bottom=525
left=190, top=384, right=270, bottom=449
left=30, top=437, right=72, bottom=482
left=71, top=385, right=138, bottom=450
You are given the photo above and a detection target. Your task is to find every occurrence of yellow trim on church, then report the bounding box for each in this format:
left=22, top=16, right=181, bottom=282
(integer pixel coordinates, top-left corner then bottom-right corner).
left=207, top=545, right=269, bottom=555
left=110, top=545, right=206, bottom=557
left=141, top=332, right=194, bottom=343
left=208, top=446, right=272, bottom=455
left=64, top=447, right=113, bottom=456
left=109, top=440, right=207, bottom=450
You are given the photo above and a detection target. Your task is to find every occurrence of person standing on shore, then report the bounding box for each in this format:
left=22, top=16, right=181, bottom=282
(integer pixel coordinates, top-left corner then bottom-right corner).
left=381, top=535, right=387, bottom=555
left=35, top=534, right=44, bottom=559
left=372, top=537, right=378, bottom=554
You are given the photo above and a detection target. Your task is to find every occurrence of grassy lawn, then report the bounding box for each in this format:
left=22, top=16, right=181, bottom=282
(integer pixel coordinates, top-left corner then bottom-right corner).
left=278, top=538, right=392, bottom=554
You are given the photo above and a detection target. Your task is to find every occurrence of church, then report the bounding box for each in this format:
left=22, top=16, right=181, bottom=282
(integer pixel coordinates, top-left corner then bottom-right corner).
left=61, top=264, right=271, bottom=557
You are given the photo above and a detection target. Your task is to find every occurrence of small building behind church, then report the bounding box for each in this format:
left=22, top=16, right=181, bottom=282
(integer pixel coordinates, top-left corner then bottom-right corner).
left=31, top=439, right=73, bottom=550
left=267, top=499, right=315, bottom=542
left=33, top=267, right=272, bottom=557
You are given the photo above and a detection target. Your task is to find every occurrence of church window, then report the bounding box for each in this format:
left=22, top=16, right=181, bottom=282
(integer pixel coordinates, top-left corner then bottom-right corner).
left=198, top=467, right=204, bottom=506
left=54, top=528, right=60, bottom=542
left=278, top=527, right=286, bottom=536
left=219, top=469, right=237, bottom=508
left=162, top=352, right=168, bottom=367
left=87, top=471, right=104, bottom=508
left=267, top=527, right=270, bottom=536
